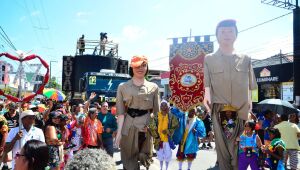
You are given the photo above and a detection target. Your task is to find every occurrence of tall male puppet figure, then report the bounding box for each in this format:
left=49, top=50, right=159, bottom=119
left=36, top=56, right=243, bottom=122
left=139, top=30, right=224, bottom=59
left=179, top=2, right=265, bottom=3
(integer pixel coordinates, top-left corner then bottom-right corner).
left=203, top=19, right=257, bottom=170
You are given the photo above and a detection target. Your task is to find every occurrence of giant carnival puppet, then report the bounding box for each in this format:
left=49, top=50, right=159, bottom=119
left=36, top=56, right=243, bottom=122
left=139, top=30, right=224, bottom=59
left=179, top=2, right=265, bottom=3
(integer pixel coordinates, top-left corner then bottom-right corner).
left=203, top=19, right=257, bottom=170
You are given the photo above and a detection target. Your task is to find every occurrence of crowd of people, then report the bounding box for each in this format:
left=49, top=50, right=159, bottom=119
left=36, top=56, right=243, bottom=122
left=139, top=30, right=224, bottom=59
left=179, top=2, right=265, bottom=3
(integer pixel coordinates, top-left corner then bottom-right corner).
left=0, top=96, right=119, bottom=170
left=0, top=96, right=299, bottom=170
left=0, top=19, right=299, bottom=170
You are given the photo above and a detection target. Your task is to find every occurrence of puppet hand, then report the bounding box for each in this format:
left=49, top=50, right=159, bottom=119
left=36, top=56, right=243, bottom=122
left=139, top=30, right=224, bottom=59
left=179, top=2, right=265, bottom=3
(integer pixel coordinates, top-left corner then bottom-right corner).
left=203, top=98, right=211, bottom=113
left=114, top=132, right=122, bottom=148
left=204, top=88, right=211, bottom=113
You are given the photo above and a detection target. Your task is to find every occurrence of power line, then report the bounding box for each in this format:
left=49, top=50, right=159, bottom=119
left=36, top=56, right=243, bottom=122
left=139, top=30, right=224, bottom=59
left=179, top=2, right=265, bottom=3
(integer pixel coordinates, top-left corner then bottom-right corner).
left=0, top=26, right=40, bottom=74
left=0, top=26, right=17, bottom=51
left=0, top=33, right=15, bottom=50
left=21, top=0, right=55, bottom=62
left=239, top=12, right=293, bottom=34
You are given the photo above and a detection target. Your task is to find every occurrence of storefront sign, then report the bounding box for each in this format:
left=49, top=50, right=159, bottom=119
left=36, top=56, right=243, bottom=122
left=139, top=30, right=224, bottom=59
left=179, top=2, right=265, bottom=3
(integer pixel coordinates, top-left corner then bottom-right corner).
left=256, top=76, right=279, bottom=83
left=282, top=82, right=293, bottom=101
left=256, top=67, right=279, bottom=83
left=260, top=68, right=271, bottom=77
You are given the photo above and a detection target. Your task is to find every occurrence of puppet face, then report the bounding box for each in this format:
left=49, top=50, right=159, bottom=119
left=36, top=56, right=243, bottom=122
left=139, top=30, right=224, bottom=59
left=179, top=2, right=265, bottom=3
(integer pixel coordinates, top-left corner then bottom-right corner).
left=217, top=27, right=237, bottom=46
left=132, top=63, right=148, bottom=78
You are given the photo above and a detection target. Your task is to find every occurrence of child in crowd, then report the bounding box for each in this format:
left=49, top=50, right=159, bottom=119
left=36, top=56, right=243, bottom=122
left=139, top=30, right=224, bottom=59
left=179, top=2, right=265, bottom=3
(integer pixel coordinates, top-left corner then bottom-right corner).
left=171, top=107, right=206, bottom=170
left=262, top=127, right=286, bottom=170
left=149, top=100, right=179, bottom=170
left=197, top=106, right=213, bottom=149
left=237, top=121, right=262, bottom=170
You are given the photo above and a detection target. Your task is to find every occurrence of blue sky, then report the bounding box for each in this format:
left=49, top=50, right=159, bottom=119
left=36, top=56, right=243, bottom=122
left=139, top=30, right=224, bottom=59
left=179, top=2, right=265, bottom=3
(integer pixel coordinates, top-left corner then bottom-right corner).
left=0, top=0, right=294, bottom=83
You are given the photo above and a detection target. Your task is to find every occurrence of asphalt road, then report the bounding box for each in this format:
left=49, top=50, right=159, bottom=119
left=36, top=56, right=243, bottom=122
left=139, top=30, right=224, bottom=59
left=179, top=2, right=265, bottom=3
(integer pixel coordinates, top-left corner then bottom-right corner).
left=4, top=142, right=299, bottom=169
left=113, top=143, right=219, bottom=170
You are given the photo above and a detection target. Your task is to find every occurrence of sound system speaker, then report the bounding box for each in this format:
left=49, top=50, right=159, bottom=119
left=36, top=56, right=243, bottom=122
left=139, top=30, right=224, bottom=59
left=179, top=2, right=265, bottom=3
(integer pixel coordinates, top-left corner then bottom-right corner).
left=62, top=54, right=129, bottom=92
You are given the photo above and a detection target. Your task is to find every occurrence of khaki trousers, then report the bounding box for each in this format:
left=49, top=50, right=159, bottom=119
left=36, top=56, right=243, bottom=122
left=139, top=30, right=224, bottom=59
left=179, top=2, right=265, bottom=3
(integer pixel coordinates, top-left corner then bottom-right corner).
left=211, top=103, right=245, bottom=170
left=120, top=126, right=153, bottom=170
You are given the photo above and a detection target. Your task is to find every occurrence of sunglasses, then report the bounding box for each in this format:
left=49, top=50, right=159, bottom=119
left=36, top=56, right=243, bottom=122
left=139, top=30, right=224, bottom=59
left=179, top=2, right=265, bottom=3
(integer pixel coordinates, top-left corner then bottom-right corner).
left=15, top=153, right=25, bottom=159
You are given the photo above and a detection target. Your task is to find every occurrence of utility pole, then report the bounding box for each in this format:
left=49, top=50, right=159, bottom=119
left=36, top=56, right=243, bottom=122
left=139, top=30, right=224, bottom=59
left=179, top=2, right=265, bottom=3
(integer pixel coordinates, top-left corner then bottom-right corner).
left=261, top=0, right=300, bottom=106
left=49, top=60, right=58, bottom=87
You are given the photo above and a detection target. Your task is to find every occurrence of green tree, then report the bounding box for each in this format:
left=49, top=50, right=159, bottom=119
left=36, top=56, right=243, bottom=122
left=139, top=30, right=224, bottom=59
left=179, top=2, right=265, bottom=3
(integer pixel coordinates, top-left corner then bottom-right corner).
left=3, top=86, right=17, bottom=96
left=47, top=77, right=62, bottom=90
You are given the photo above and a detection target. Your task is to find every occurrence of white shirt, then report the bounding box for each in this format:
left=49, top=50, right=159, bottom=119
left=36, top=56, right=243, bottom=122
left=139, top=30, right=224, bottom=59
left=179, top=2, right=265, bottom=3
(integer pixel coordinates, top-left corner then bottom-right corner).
left=6, top=125, right=45, bottom=169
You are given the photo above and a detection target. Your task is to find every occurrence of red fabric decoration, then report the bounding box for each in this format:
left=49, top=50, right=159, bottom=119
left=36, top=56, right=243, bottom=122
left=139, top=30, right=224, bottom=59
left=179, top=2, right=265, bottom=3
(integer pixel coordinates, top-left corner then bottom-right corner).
left=0, top=53, right=49, bottom=103
left=169, top=42, right=206, bottom=112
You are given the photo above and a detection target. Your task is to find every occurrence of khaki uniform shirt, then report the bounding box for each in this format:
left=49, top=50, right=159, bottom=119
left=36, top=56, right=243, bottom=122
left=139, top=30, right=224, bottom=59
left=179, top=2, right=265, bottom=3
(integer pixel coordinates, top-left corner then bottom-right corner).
left=116, top=79, right=160, bottom=135
left=204, top=49, right=257, bottom=120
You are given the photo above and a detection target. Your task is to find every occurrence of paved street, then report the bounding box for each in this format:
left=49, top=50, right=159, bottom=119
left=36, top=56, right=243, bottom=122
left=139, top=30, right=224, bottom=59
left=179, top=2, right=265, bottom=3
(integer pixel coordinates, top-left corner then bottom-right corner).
left=114, top=143, right=219, bottom=170
left=3, top=142, right=299, bottom=169
left=113, top=142, right=300, bottom=170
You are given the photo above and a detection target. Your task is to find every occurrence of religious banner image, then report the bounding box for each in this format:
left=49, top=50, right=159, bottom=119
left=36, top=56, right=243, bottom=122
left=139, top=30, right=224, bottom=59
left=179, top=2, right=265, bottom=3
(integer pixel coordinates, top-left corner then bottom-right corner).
left=169, top=41, right=213, bottom=111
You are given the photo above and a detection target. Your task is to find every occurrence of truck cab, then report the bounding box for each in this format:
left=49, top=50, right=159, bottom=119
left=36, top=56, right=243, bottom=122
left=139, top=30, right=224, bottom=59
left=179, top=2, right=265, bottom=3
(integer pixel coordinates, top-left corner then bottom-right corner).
left=79, top=70, right=130, bottom=104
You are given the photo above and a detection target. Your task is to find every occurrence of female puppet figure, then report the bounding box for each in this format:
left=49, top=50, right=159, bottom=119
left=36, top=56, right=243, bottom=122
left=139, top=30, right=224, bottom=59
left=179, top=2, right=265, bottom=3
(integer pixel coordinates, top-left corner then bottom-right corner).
left=115, top=55, right=160, bottom=170
left=149, top=100, right=179, bottom=170
left=171, top=107, right=206, bottom=170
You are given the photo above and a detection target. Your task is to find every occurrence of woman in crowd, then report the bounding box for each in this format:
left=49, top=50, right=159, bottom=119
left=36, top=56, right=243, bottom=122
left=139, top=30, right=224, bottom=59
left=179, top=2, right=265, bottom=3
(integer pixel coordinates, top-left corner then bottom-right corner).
left=115, top=55, right=160, bottom=170
left=44, top=111, right=64, bottom=170
left=14, top=139, right=49, bottom=170
left=97, top=102, right=117, bottom=157
left=82, top=107, right=103, bottom=149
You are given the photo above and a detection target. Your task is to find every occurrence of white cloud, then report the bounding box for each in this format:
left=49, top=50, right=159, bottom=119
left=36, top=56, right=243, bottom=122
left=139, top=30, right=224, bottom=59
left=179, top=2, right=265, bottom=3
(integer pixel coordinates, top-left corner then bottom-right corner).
left=31, top=11, right=40, bottom=16
left=75, top=11, right=92, bottom=24
left=240, top=34, right=293, bottom=59
left=153, top=3, right=163, bottom=9
left=122, top=25, right=147, bottom=42
left=147, top=39, right=170, bottom=70
left=19, top=16, right=27, bottom=22
left=76, top=11, right=91, bottom=17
